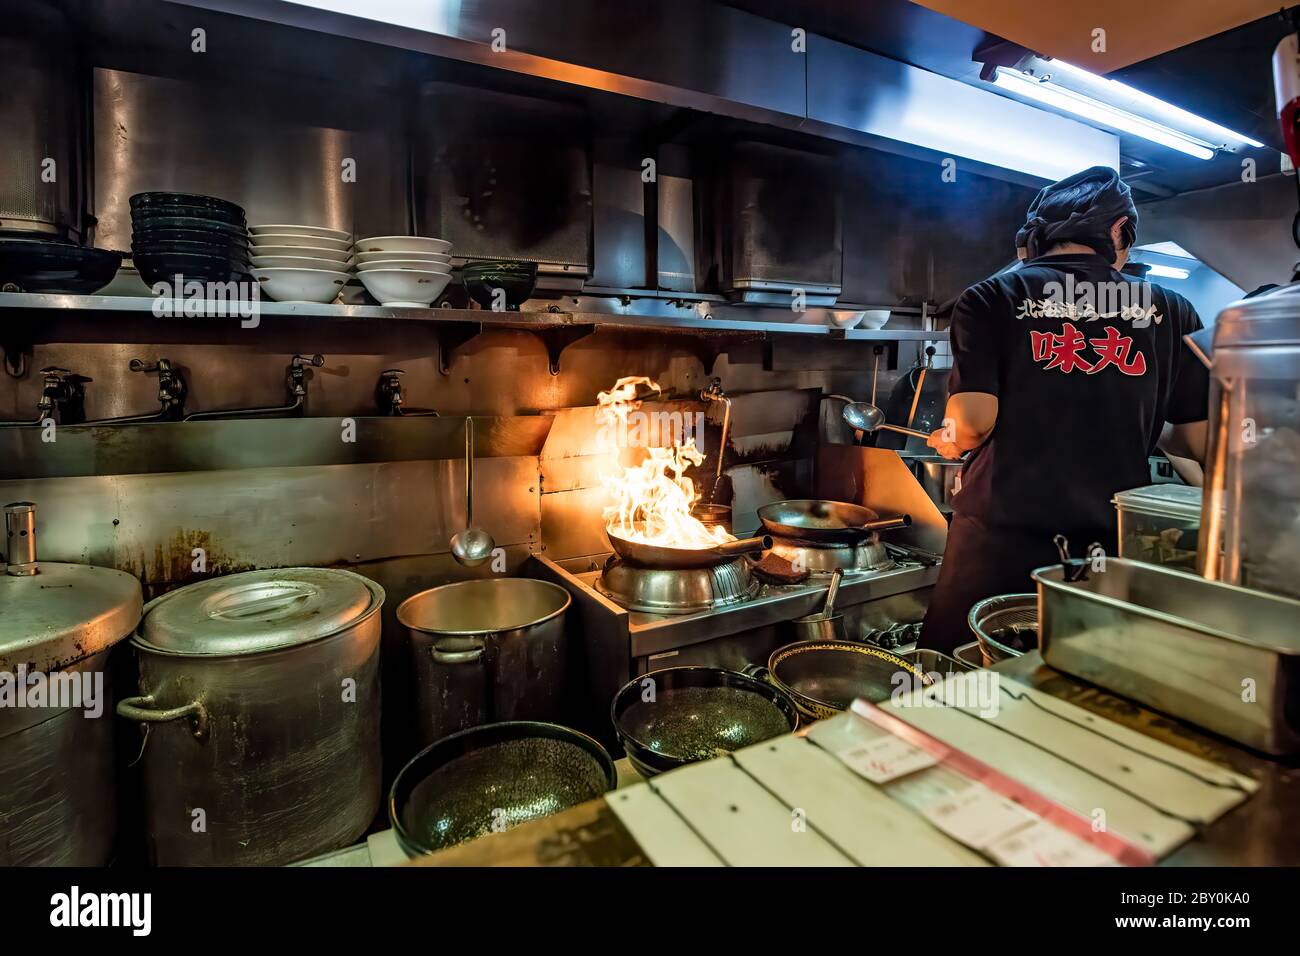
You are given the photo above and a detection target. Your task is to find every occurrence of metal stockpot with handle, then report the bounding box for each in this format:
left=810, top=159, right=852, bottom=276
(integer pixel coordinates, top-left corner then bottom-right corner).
left=1, top=501, right=142, bottom=866
left=397, top=578, right=571, bottom=748
left=118, top=567, right=384, bottom=866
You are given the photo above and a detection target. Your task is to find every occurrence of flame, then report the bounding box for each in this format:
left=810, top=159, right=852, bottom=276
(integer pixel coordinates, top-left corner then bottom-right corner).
left=596, top=376, right=733, bottom=549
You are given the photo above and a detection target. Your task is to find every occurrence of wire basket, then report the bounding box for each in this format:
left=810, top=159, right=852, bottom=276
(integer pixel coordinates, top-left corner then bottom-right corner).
left=967, top=593, right=1038, bottom=666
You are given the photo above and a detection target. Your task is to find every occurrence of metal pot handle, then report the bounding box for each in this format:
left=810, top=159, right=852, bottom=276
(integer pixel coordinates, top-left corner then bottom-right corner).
left=117, top=695, right=207, bottom=739
left=741, top=663, right=771, bottom=682
left=431, top=634, right=486, bottom=665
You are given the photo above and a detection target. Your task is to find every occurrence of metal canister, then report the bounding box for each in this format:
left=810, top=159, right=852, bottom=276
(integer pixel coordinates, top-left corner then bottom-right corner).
left=1, top=501, right=143, bottom=865
left=119, top=567, right=384, bottom=866
left=397, top=578, right=571, bottom=748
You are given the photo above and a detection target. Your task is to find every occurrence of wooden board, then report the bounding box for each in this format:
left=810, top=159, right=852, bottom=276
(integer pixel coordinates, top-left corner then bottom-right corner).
left=880, top=672, right=1257, bottom=857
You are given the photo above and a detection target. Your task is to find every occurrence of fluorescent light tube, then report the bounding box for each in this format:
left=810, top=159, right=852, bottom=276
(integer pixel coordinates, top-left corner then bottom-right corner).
left=1143, top=263, right=1190, bottom=280
left=992, top=69, right=1216, bottom=160
left=1047, top=60, right=1265, bottom=149
left=1135, top=241, right=1195, bottom=260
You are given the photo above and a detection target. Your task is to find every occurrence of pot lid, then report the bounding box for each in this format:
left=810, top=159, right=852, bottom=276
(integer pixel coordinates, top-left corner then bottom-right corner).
left=0, top=563, right=143, bottom=672
left=138, top=567, right=380, bottom=656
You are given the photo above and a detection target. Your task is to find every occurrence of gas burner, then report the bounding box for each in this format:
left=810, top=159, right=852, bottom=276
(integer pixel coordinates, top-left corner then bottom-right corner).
left=768, top=536, right=895, bottom=578
left=594, top=556, right=760, bottom=614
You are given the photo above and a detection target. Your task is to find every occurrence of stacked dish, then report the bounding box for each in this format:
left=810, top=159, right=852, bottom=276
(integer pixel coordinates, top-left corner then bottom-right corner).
left=130, top=192, right=251, bottom=287
left=353, top=236, right=452, bottom=307
left=249, top=225, right=353, bottom=303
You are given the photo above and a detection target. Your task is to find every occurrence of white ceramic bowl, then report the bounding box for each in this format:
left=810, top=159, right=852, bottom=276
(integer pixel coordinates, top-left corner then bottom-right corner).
left=859, top=309, right=891, bottom=330
left=828, top=310, right=864, bottom=330
left=252, top=254, right=354, bottom=271
left=354, top=250, right=451, bottom=266
left=357, top=268, right=451, bottom=307
left=252, top=266, right=350, bottom=303
left=249, top=232, right=352, bottom=252
left=247, top=244, right=352, bottom=263
left=249, top=224, right=351, bottom=242
left=356, top=258, right=453, bottom=273
left=353, top=235, right=451, bottom=256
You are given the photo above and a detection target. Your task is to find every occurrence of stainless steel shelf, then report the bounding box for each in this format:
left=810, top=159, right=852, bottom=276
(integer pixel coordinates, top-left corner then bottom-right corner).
left=0, top=292, right=947, bottom=341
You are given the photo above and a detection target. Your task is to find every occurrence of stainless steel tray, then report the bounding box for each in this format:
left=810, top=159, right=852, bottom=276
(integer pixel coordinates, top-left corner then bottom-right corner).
left=1034, top=558, right=1300, bottom=754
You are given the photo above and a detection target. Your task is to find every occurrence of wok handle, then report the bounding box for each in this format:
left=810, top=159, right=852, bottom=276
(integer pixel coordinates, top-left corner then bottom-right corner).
left=741, top=663, right=771, bottom=681
left=715, top=535, right=772, bottom=558
left=857, top=514, right=912, bottom=533
left=117, top=695, right=207, bottom=739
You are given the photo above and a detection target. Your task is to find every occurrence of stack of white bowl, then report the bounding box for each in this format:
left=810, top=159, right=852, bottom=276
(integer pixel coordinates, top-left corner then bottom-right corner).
left=249, top=225, right=354, bottom=303
left=353, top=236, right=452, bottom=308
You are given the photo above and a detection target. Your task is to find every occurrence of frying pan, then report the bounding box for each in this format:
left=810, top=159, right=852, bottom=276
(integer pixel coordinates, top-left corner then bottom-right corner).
left=611, top=666, right=799, bottom=777
left=605, top=526, right=771, bottom=568
left=389, top=720, right=616, bottom=857
left=758, top=499, right=912, bottom=545
left=747, top=641, right=932, bottom=720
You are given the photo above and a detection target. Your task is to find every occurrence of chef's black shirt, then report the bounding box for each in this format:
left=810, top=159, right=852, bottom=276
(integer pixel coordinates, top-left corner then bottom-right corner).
left=947, top=253, right=1209, bottom=533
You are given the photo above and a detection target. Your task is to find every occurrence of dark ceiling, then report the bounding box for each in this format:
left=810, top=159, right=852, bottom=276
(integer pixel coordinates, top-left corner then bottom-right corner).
left=725, top=0, right=1295, bottom=197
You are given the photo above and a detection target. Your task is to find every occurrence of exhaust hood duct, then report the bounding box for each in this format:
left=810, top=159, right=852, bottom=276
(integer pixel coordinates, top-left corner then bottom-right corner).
left=175, top=0, right=1118, bottom=185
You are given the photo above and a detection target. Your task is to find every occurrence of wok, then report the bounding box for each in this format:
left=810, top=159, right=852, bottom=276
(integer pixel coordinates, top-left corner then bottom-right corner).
left=606, top=526, right=771, bottom=568
left=611, top=666, right=798, bottom=777
left=389, top=720, right=616, bottom=857
left=747, top=641, right=932, bottom=721
left=759, top=499, right=912, bottom=545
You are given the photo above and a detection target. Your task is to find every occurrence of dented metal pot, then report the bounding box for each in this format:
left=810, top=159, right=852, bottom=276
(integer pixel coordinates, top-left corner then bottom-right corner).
left=118, top=567, right=384, bottom=866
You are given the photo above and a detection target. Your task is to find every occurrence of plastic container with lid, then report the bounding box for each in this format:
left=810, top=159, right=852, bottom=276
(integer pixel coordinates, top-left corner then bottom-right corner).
left=1113, top=483, right=1203, bottom=570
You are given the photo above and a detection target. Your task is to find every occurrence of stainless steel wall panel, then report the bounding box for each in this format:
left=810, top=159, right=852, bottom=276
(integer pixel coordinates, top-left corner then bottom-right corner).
left=92, top=68, right=407, bottom=251
left=0, top=416, right=551, bottom=480
left=414, top=83, right=591, bottom=271
left=0, top=457, right=539, bottom=593
left=540, top=486, right=611, bottom=562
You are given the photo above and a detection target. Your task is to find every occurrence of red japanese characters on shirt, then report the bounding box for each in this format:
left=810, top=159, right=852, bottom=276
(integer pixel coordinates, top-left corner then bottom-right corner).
left=1028, top=322, right=1147, bottom=376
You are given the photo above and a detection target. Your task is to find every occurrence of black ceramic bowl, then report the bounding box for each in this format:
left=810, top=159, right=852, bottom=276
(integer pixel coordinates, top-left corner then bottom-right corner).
left=130, top=191, right=245, bottom=219
left=130, top=215, right=248, bottom=238
left=461, top=259, right=538, bottom=311
left=389, top=721, right=617, bottom=858
left=133, top=203, right=245, bottom=227
left=131, top=227, right=250, bottom=251
left=133, top=240, right=251, bottom=265
left=134, top=252, right=250, bottom=286
left=0, top=239, right=123, bottom=294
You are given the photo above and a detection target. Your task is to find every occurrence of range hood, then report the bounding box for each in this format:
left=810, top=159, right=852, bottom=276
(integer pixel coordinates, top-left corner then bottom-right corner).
left=170, top=0, right=1118, bottom=185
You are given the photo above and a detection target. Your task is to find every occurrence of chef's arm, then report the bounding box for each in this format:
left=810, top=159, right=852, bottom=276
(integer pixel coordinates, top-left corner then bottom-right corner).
left=928, top=392, right=998, bottom=459
left=1159, top=420, right=1208, bottom=486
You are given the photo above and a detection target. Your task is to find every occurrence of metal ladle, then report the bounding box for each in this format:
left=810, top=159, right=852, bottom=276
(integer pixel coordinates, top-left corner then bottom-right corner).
left=450, top=417, right=495, bottom=567
left=842, top=401, right=932, bottom=441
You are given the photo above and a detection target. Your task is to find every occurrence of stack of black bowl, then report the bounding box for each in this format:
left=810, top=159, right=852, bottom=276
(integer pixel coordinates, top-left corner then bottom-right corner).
left=130, top=192, right=252, bottom=288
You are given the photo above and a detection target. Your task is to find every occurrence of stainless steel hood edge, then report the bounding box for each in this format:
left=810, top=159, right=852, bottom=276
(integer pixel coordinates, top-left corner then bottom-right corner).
left=160, top=0, right=1117, bottom=186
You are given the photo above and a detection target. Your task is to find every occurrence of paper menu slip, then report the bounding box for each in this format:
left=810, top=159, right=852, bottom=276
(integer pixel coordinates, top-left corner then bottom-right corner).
left=835, top=733, right=939, bottom=784
left=921, top=782, right=1038, bottom=849
left=985, top=818, right=1118, bottom=867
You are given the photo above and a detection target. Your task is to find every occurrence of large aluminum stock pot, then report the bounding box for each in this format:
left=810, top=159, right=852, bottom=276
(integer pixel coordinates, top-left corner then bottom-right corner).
left=118, top=567, right=384, bottom=866
left=398, top=578, right=570, bottom=747
left=1, top=500, right=142, bottom=866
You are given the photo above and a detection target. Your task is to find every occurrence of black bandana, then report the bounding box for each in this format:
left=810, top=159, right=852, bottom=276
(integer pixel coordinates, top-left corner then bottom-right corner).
left=1014, top=166, right=1138, bottom=263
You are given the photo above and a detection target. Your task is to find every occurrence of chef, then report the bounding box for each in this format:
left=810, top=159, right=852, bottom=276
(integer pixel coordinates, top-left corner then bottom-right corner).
left=919, top=166, right=1210, bottom=653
